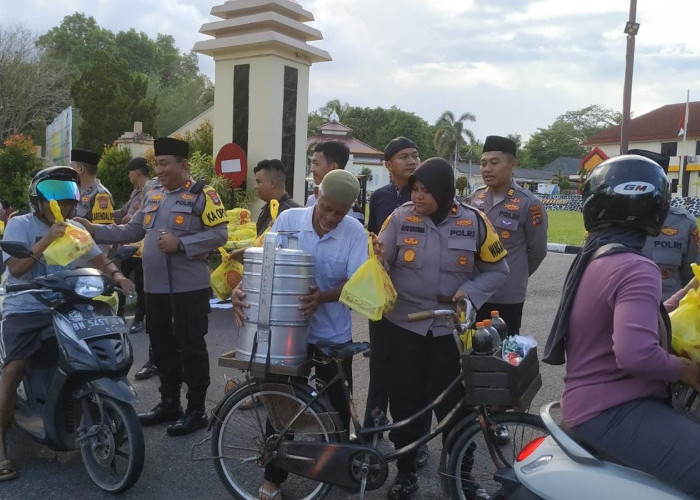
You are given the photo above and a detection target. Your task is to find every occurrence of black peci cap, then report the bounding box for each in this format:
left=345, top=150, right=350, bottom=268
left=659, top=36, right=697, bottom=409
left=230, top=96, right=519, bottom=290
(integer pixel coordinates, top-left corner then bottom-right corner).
left=71, top=149, right=101, bottom=165
left=154, top=137, right=189, bottom=158
left=483, top=136, right=517, bottom=156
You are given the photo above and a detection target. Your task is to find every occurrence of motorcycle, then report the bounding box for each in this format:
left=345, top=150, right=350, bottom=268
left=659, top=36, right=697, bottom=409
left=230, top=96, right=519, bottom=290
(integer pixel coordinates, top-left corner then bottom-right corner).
left=0, top=241, right=144, bottom=493
left=498, top=389, right=698, bottom=500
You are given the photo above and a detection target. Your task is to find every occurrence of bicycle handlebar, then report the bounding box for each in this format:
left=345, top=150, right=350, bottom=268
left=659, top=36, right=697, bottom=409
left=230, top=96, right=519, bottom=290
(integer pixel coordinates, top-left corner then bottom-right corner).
left=407, top=309, right=456, bottom=322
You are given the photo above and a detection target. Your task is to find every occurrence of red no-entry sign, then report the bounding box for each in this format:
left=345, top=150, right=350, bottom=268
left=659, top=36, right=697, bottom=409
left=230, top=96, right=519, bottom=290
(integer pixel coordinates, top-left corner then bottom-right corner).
left=215, top=143, right=247, bottom=187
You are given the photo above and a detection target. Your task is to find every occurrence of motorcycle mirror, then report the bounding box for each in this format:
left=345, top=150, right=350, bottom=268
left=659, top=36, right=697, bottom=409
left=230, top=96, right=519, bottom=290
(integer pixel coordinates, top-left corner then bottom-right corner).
left=0, top=240, right=36, bottom=260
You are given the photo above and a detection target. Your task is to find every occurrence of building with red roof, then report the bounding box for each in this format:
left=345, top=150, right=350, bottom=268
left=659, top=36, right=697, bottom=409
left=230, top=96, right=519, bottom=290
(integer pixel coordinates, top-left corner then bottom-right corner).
left=584, top=101, right=700, bottom=196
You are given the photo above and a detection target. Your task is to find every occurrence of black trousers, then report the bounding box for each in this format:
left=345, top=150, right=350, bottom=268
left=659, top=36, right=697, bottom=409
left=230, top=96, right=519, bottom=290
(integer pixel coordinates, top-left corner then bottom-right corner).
left=264, top=344, right=353, bottom=484
left=383, top=319, right=462, bottom=474
left=476, top=302, right=524, bottom=335
left=363, top=320, right=389, bottom=428
left=145, top=289, right=211, bottom=409
left=117, top=257, right=146, bottom=322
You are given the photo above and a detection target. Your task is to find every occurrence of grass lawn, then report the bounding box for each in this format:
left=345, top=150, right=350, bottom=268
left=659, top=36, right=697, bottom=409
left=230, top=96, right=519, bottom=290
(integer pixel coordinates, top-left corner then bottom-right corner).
left=547, top=211, right=585, bottom=246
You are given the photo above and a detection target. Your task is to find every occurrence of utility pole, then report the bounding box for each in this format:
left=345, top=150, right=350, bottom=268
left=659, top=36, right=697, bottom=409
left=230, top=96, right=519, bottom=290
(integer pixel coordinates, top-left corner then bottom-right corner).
left=620, top=0, right=639, bottom=154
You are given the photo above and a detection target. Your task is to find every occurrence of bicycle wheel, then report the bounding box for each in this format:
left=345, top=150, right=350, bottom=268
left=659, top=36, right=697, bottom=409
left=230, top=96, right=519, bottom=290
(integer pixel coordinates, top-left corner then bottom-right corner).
left=211, top=379, right=341, bottom=500
left=445, top=411, right=547, bottom=500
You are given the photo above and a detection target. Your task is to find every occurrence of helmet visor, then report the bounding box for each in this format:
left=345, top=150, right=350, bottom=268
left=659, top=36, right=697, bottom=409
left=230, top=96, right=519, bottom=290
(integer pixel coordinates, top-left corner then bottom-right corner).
left=36, top=179, right=80, bottom=202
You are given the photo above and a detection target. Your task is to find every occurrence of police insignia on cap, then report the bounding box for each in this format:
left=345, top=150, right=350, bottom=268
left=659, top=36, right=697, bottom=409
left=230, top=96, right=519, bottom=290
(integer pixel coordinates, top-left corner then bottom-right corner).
left=403, top=249, right=416, bottom=262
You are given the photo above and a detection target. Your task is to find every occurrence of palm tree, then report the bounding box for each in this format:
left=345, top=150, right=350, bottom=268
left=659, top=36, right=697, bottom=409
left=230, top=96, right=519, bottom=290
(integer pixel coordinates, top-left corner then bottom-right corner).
left=433, top=111, right=476, bottom=171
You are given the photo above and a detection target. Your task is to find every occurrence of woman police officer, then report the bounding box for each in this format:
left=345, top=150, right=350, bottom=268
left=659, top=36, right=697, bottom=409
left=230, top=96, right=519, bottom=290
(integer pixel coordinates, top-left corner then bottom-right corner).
left=373, top=157, right=509, bottom=499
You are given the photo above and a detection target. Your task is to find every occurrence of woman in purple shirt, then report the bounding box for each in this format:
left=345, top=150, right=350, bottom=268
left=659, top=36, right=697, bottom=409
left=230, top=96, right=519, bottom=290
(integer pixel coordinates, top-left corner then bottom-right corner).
left=544, top=155, right=700, bottom=496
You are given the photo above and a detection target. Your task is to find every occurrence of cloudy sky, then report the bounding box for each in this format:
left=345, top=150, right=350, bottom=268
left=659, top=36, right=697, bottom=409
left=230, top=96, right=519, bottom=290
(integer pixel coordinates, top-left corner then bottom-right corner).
left=2, top=0, right=700, bottom=141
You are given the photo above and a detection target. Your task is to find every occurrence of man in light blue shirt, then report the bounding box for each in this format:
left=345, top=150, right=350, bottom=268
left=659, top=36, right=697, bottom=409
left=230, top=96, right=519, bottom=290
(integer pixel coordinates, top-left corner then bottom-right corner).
left=233, top=169, right=367, bottom=499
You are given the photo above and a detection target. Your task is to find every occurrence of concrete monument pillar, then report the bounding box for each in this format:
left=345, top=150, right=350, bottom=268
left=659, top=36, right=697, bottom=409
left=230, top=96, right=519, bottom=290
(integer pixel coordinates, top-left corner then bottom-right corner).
left=194, top=0, right=331, bottom=203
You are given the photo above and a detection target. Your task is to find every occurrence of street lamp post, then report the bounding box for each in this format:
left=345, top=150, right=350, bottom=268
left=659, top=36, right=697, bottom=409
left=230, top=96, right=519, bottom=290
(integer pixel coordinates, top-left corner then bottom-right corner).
left=620, top=0, right=639, bottom=154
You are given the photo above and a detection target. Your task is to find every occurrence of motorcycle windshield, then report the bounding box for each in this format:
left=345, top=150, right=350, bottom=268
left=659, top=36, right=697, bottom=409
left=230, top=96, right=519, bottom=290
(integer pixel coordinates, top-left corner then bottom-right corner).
left=36, top=179, right=80, bottom=202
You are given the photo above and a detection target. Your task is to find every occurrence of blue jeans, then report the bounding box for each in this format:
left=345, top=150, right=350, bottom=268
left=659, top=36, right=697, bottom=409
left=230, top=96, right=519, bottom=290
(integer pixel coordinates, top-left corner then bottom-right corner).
left=574, top=396, right=700, bottom=497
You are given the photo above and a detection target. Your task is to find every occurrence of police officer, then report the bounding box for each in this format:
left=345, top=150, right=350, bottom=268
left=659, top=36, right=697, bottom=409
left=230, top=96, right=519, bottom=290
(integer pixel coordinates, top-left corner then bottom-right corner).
left=363, top=137, right=426, bottom=463
left=377, top=158, right=509, bottom=499
left=71, top=149, right=114, bottom=224
left=470, top=136, right=547, bottom=334
left=630, top=149, right=700, bottom=302
left=77, top=138, right=228, bottom=437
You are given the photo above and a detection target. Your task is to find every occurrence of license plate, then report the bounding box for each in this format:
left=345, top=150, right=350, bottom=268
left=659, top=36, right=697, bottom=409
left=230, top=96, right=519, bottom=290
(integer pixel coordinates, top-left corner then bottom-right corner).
left=70, top=316, right=127, bottom=338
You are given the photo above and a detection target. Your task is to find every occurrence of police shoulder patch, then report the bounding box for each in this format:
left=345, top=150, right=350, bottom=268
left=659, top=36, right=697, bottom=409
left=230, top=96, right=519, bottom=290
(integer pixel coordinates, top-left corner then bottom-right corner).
left=201, top=186, right=226, bottom=227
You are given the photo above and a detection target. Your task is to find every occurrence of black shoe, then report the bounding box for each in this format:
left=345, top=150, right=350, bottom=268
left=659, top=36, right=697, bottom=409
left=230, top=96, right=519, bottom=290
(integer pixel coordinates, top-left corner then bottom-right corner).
left=414, top=445, right=428, bottom=469
left=362, top=347, right=371, bottom=358
left=129, top=320, right=145, bottom=334
left=166, top=408, right=208, bottom=436
left=134, top=360, right=157, bottom=380
left=139, top=400, right=183, bottom=426
left=387, top=471, right=418, bottom=500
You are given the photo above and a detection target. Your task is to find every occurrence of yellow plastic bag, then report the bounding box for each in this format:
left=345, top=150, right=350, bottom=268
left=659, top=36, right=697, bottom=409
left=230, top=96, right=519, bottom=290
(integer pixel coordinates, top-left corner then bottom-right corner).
left=339, top=233, right=397, bottom=320
left=43, top=200, right=94, bottom=266
left=210, top=247, right=244, bottom=300
left=669, top=263, right=700, bottom=363
left=254, top=199, right=279, bottom=247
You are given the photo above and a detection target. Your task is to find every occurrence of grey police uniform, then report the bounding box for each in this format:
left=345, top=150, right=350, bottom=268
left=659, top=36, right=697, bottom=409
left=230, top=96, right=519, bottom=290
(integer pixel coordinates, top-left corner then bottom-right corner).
left=77, top=179, right=114, bottom=224
left=379, top=200, right=509, bottom=474
left=642, top=206, right=700, bottom=301
left=470, top=181, right=548, bottom=333
left=92, top=177, right=227, bottom=409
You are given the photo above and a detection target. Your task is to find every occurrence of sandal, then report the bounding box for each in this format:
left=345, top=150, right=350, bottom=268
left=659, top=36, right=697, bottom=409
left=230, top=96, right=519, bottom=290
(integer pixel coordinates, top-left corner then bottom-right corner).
left=258, top=481, right=281, bottom=499
left=0, top=457, right=18, bottom=481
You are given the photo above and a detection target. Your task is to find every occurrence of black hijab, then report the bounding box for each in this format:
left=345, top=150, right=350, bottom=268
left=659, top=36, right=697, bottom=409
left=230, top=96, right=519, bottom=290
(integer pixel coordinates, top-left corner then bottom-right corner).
left=408, top=157, right=455, bottom=225
left=542, top=226, right=647, bottom=365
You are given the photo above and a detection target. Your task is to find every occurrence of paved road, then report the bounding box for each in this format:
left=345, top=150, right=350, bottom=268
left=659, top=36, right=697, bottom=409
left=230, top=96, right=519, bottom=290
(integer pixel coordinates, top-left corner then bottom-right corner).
left=5, top=252, right=572, bottom=499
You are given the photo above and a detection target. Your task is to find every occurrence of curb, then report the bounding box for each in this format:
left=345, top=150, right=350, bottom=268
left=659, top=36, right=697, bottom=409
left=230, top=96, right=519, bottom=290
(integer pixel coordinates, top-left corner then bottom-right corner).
left=547, top=243, right=581, bottom=254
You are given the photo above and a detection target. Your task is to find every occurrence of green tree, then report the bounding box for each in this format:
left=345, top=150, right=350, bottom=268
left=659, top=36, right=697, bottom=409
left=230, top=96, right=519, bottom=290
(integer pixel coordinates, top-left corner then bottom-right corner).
left=0, top=26, right=71, bottom=140
left=71, top=50, right=158, bottom=153
left=433, top=111, right=476, bottom=167
left=97, top=145, right=133, bottom=207
left=520, top=105, right=622, bottom=168
left=360, top=167, right=374, bottom=183
left=181, top=119, right=214, bottom=157
left=36, top=13, right=116, bottom=78
left=156, top=77, right=214, bottom=136
left=0, top=135, right=42, bottom=210
left=456, top=175, right=469, bottom=195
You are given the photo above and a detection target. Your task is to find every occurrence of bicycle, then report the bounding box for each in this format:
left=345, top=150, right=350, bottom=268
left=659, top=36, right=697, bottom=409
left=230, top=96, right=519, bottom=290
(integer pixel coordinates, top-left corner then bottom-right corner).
left=205, top=304, right=548, bottom=499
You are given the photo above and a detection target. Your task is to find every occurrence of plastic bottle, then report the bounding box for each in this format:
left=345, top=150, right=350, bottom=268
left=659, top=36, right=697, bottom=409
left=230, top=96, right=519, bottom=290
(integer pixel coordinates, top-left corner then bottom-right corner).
left=490, top=310, right=508, bottom=341
left=471, top=321, right=495, bottom=355
left=482, top=319, right=502, bottom=351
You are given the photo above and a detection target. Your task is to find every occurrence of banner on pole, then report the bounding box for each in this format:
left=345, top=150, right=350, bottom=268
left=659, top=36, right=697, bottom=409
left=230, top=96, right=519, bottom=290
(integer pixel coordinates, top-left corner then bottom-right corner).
left=46, top=106, right=72, bottom=166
